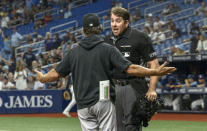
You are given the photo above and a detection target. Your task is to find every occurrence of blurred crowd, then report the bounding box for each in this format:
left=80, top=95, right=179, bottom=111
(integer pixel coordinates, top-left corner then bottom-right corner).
left=157, top=73, right=207, bottom=111
left=0, top=24, right=79, bottom=91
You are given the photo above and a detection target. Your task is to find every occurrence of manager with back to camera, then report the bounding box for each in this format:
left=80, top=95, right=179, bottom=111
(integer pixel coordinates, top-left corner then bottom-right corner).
left=105, top=7, right=160, bottom=131
left=34, top=13, right=176, bottom=131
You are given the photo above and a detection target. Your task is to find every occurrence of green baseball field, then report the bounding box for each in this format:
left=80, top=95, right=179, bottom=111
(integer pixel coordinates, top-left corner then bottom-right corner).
left=0, top=113, right=206, bottom=131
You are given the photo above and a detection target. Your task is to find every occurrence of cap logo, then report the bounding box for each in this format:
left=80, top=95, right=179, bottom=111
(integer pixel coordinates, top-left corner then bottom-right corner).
left=89, top=23, right=93, bottom=26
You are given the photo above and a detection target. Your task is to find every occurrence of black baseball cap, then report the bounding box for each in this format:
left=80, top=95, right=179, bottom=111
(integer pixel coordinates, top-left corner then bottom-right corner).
left=83, top=13, right=100, bottom=28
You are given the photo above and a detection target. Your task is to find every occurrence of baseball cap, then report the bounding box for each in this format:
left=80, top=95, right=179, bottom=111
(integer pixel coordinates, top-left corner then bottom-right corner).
left=187, top=74, right=194, bottom=79
left=198, top=74, right=204, bottom=79
left=83, top=13, right=100, bottom=28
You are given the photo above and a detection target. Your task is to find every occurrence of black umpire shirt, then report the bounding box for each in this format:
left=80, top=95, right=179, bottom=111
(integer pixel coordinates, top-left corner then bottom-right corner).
left=105, top=27, right=157, bottom=93
left=55, top=35, right=132, bottom=109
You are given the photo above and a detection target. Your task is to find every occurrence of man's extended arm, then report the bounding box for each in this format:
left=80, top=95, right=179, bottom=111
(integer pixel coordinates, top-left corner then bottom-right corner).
left=125, top=62, right=176, bottom=77
left=34, top=69, right=60, bottom=83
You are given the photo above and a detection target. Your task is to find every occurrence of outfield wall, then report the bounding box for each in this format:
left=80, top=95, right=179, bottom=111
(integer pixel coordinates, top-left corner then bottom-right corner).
left=0, top=90, right=76, bottom=114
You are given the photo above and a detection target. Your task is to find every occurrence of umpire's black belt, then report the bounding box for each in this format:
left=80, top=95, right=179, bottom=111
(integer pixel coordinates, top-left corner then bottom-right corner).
left=114, top=77, right=144, bottom=86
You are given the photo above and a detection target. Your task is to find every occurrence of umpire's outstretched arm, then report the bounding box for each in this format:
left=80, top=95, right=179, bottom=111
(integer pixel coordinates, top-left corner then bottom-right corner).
left=126, top=61, right=176, bottom=77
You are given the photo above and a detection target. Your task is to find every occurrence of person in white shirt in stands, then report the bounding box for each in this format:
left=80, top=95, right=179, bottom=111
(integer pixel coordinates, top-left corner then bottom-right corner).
left=11, top=27, right=23, bottom=55
left=2, top=76, right=15, bottom=90
left=14, top=59, right=27, bottom=90
left=1, top=12, right=10, bottom=30
left=34, top=77, right=45, bottom=90
left=64, top=6, right=72, bottom=19
left=153, top=16, right=165, bottom=31
left=0, top=75, right=4, bottom=90
left=196, top=34, right=207, bottom=53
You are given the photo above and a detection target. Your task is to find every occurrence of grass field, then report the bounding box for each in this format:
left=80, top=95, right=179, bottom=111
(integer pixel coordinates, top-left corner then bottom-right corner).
left=0, top=117, right=207, bottom=131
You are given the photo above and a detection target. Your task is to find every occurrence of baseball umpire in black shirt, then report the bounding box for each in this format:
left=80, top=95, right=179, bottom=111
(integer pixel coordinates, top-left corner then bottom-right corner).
left=34, top=13, right=176, bottom=131
left=105, top=7, right=160, bottom=131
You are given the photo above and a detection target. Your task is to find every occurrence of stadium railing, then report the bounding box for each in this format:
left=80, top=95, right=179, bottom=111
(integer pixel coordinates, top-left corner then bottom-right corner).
left=15, top=40, right=45, bottom=57
left=34, top=8, right=59, bottom=21
left=144, top=1, right=172, bottom=17
left=49, top=20, right=78, bottom=34
left=163, top=8, right=195, bottom=21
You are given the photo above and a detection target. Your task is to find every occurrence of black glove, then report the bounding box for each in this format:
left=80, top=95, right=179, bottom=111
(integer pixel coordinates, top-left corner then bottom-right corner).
left=131, top=96, right=164, bottom=127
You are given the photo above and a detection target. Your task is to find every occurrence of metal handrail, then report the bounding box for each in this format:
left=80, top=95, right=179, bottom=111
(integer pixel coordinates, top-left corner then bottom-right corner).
left=164, top=8, right=195, bottom=21
left=34, top=8, right=58, bottom=21
left=49, top=20, right=78, bottom=33
left=144, top=1, right=172, bottom=17
left=15, top=40, right=45, bottom=57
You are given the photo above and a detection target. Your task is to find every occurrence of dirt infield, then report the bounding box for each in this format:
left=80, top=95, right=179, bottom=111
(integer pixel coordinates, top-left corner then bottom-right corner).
left=151, top=113, right=207, bottom=122
left=1, top=113, right=207, bottom=122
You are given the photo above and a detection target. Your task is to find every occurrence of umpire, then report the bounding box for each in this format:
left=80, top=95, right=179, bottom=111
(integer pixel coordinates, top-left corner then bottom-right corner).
left=34, top=13, right=175, bottom=131
left=105, top=7, right=159, bottom=131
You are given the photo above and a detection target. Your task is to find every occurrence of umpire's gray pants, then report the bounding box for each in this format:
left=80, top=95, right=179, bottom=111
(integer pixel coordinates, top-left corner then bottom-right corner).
left=78, top=100, right=116, bottom=131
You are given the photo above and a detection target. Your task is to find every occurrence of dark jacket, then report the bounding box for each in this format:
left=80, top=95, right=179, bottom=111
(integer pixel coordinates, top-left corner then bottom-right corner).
left=56, top=35, right=131, bottom=109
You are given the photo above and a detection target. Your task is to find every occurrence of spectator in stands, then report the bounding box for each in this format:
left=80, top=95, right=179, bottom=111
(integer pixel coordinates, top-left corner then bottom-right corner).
left=25, top=34, right=33, bottom=44
left=131, top=8, right=142, bottom=23
left=153, top=16, right=165, bottom=31
left=143, top=26, right=150, bottom=36
left=0, top=31, right=12, bottom=58
left=0, top=75, right=4, bottom=90
left=34, top=76, right=45, bottom=90
left=27, top=73, right=35, bottom=90
left=33, top=32, right=43, bottom=42
left=44, top=32, right=54, bottom=51
left=51, top=49, right=62, bottom=62
left=14, top=59, right=28, bottom=90
left=11, top=28, right=23, bottom=55
left=26, top=0, right=33, bottom=11
left=52, top=33, right=62, bottom=49
left=8, top=72, right=16, bottom=88
left=2, top=65, right=9, bottom=78
left=144, top=13, right=153, bottom=28
left=34, top=18, right=46, bottom=29
left=42, top=53, right=49, bottom=65
left=43, top=12, right=53, bottom=24
left=149, top=26, right=158, bottom=42
left=0, top=56, right=16, bottom=74
left=64, top=6, right=72, bottom=19
left=31, top=60, right=39, bottom=70
left=190, top=22, right=200, bottom=36
left=37, top=53, right=44, bottom=66
left=154, top=25, right=166, bottom=44
left=171, top=24, right=181, bottom=38
left=196, top=2, right=207, bottom=16
left=184, top=32, right=200, bottom=53
left=166, top=18, right=175, bottom=30
left=171, top=45, right=186, bottom=56
left=162, top=4, right=170, bottom=16
left=196, top=34, right=207, bottom=53
left=2, top=76, right=15, bottom=90
left=23, top=47, right=36, bottom=70
left=168, top=3, right=181, bottom=14
left=1, top=12, right=10, bottom=30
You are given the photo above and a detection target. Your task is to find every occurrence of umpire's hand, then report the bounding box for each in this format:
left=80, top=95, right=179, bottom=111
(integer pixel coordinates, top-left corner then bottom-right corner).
left=156, top=62, right=176, bottom=76
left=146, top=89, right=157, bottom=102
